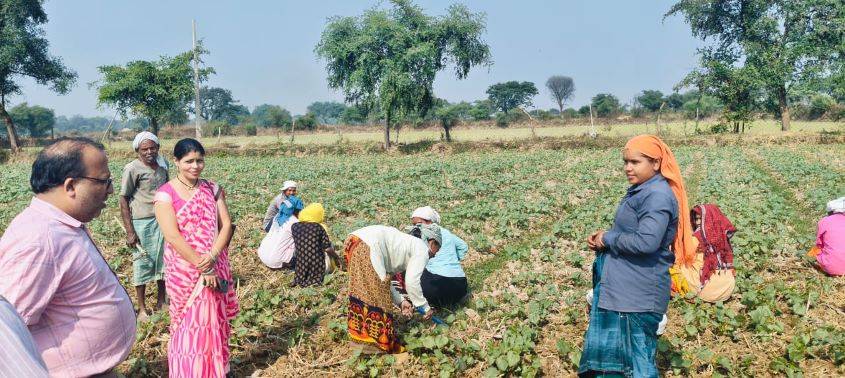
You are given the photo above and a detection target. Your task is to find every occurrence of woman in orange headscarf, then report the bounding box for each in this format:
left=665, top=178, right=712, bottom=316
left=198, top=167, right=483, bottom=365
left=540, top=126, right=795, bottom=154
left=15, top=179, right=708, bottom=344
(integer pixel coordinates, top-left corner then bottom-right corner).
left=580, top=135, right=695, bottom=377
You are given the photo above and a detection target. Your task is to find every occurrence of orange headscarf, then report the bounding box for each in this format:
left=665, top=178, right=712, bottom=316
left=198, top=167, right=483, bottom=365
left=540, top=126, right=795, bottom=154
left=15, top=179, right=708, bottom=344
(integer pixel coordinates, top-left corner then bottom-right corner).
left=624, top=135, right=698, bottom=267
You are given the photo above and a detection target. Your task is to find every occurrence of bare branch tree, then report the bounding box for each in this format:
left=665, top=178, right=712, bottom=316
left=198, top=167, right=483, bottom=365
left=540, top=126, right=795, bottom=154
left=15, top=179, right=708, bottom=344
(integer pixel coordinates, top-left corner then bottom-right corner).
left=545, top=76, right=575, bottom=115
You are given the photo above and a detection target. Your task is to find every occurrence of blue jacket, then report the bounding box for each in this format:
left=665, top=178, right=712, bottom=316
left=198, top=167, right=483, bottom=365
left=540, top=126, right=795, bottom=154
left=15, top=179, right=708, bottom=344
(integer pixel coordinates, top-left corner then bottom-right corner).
left=425, top=228, right=469, bottom=278
left=599, top=173, right=677, bottom=314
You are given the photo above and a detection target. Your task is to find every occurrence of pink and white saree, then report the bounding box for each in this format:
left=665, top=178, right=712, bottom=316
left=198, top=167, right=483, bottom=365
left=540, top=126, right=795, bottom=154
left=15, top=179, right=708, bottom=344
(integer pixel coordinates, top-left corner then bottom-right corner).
left=155, top=180, right=239, bottom=377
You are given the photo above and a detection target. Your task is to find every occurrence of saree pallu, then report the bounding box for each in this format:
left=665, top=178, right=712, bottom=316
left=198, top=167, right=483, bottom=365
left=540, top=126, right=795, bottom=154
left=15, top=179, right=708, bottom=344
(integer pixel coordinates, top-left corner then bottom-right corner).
left=579, top=253, right=662, bottom=378
left=344, top=235, right=404, bottom=353
left=163, top=181, right=239, bottom=377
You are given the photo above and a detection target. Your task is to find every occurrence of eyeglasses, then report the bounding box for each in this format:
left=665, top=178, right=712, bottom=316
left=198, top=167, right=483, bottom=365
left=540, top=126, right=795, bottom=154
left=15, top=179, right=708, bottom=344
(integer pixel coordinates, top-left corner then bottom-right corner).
left=76, top=176, right=113, bottom=188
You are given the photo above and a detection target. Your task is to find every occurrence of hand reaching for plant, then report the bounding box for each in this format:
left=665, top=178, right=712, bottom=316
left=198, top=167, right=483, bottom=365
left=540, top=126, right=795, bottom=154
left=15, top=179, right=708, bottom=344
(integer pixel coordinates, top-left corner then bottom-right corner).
left=401, top=300, right=414, bottom=317
left=423, top=308, right=435, bottom=321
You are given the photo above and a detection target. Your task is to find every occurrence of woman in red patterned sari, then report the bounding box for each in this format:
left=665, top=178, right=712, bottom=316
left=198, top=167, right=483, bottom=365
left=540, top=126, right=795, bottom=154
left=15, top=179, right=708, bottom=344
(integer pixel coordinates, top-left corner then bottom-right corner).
left=154, top=138, right=239, bottom=377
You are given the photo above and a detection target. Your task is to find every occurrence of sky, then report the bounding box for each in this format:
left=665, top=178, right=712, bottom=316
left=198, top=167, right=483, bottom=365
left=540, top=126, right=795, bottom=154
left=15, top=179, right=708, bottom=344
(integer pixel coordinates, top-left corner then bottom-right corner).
left=14, top=0, right=703, bottom=118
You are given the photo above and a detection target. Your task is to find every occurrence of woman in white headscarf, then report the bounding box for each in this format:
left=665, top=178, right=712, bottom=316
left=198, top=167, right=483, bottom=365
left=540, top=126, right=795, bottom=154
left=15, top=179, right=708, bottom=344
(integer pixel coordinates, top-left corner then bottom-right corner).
left=809, top=197, right=845, bottom=276
left=343, top=224, right=441, bottom=354
left=256, top=180, right=303, bottom=269
left=261, top=180, right=298, bottom=232
left=411, top=206, right=470, bottom=307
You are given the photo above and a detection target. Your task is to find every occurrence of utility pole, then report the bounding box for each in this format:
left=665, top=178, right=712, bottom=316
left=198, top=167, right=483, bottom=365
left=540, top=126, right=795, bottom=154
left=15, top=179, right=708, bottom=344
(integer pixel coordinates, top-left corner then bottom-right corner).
left=193, top=20, right=203, bottom=139
left=588, top=103, right=596, bottom=138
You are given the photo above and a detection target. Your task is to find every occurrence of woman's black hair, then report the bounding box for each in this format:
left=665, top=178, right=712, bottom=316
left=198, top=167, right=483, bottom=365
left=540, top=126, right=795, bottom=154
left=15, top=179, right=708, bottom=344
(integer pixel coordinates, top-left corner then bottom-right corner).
left=173, top=138, right=205, bottom=160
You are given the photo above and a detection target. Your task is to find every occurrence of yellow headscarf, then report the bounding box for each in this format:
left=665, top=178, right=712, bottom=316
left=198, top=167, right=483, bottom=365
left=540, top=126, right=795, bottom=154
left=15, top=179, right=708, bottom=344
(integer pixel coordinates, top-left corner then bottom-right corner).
left=299, top=203, right=329, bottom=233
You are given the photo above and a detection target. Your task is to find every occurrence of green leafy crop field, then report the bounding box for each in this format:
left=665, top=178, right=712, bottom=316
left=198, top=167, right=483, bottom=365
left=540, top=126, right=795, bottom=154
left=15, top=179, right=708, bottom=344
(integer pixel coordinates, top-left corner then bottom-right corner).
left=1, top=140, right=842, bottom=377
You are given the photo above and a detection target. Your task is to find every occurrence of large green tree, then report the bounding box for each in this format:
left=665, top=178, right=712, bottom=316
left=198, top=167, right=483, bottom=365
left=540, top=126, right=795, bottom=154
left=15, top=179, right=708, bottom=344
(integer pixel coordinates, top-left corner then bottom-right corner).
left=252, top=104, right=292, bottom=128
left=486, top=81, right=538, bottom=114
left=636, top=90, right=665, bottom=112
left=94, top=48, right=213, bottom=135
left=591, top=93, right=621, bottom=117
left=682, top=57, right=762, bottom=132
left=9, top=102, right=55, bottom=138
left=316, top=0, right=491, bottom=148
left=0, top=0, right=76, bottom=150
left=340, top=105, right=368, bottom=125
left=307, top=101, right=347, bottom=125
left=432, top=100, right=471, bottom=142
left=194, top=86, right=248, bottom=125
left=667, top=0, right=845, bottom=131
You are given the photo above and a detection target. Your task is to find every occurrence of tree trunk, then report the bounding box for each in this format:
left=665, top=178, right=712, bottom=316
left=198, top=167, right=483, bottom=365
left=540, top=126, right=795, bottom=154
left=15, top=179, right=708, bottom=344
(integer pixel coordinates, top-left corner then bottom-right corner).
left=778, top=86, right=791, bottom=131
left=694, top=107, right=700, bottom=132
left=558, top=101, right=564, bottom=118
left=384, top=107, right=392, bottom=149
left=0, top=100, right=21, bottom=151
left=655, top=102, right=666, bottom=136
left=150, top=117, right=160, bottom=135
left=444, top=124, right=452, bottom=142
left=289, top=119, right=296, bottom=144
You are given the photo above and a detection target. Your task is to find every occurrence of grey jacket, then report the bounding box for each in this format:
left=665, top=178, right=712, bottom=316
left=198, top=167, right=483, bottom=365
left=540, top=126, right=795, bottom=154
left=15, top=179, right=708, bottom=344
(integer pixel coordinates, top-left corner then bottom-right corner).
left=261, top=193, right=287, bottom=232
left=599, top=173, right=678, bottom=314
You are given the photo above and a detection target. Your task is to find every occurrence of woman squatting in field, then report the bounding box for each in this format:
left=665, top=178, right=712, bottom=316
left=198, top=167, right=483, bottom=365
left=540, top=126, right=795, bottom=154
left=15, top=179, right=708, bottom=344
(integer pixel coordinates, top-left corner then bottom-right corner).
left=808, top=197, right=845, bottom=276
left=410, top=206, right=471, bottom=307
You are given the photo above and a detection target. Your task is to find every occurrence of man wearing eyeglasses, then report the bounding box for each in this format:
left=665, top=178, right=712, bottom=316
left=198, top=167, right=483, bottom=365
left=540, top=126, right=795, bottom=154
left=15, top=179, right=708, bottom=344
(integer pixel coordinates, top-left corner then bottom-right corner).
left=119, top=132, right=169, bottom=320
left=0, top=137, right=136, bottom=377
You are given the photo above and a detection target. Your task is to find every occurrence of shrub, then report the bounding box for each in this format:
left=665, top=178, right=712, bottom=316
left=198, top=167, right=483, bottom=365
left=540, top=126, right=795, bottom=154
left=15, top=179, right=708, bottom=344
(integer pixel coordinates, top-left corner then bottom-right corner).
left=296, top=113, right=319, bottom=130
left=203, top=120, right=232, bottom=136
left=809, top=94, right=836, bottom=119
left=495, top=112, right=510, bottom=127
left=829, top=104, right=845, bottom=121
left=710, top=123, right=730, bottom=134
left=244, top=124, right=258, bottom=136
left=494, top=112, right=523, bottom=128
left=561, top=108, right=579, bottom=119
left=0, top=148, right=8, bottom=164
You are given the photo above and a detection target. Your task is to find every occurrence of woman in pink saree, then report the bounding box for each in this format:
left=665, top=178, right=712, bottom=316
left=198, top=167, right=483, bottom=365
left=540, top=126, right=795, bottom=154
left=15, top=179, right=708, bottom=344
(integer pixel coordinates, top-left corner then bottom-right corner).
left=154, top=138, right=239, bottom=377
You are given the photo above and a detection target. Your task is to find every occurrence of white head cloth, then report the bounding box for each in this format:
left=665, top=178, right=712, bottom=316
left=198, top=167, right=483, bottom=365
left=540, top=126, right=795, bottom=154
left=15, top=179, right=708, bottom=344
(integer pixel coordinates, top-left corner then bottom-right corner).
left=282, top=180, right=298, bottom=191
left=132, top=131, right=167, bottom=168
left=826, top=197, right=845, bottom=214
left=411, top=206, right=441, bottom=223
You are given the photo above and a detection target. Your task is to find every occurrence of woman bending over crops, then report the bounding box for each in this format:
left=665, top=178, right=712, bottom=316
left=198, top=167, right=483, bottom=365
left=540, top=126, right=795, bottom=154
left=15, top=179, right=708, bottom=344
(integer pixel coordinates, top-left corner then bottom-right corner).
left=580, top=135, right=697, bottom=378
left=808, top=197, right=845, bottom=276
left=290, top=203, right=343, bottom=286
left=344, top=224, right=441, bottom=353
left=154, top=138, right=239, bottom=377
left=410, top=206, right=470, bottom=307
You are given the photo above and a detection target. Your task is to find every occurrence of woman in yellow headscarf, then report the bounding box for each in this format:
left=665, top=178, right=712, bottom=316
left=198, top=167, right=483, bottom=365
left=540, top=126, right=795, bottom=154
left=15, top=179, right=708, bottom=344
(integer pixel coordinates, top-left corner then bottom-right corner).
left=579, top=135, right=695, bottom=377
left=290, top=203, right=340, bottom=287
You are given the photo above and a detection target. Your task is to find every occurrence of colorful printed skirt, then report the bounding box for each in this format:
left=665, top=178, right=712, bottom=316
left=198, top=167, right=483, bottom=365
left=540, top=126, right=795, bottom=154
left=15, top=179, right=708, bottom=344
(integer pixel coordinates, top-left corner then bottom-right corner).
left=578, top=253, right=662, bottom=378
left=344, top=235, right=404, bottom=353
